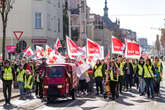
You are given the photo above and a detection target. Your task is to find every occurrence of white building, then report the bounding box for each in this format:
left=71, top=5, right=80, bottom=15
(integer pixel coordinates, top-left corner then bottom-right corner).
left=0, top=0, right=63, bottom=53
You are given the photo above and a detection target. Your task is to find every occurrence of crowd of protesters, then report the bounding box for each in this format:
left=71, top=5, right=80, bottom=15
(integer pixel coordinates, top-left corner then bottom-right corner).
left=0, top=57, right=47, bottom=105
left=0, top=55, right=164, bottom=105
left=90, top=56, right=163, bottom=100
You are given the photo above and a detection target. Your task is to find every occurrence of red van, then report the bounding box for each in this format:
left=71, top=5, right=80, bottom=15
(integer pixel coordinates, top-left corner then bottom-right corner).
left=43, top=63, right=79, bottom=102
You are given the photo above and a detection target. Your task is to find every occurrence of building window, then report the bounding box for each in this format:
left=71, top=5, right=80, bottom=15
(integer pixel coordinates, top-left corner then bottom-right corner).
left=81, top=1, right=85, bottom=13
left=58, top=0, right=60, bottom=8
left=47, top=14, right=51, bottom=31
left=35, top=13, right=42, bottom=29
left=58, top=18, right=60, bottom=32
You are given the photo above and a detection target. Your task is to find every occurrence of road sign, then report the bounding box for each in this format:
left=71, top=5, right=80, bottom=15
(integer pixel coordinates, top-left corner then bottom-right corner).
left=13, top=31, right=23, bottom=40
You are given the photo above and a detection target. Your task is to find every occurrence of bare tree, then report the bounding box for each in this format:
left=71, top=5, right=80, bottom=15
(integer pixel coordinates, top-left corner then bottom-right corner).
left=0, top=0, right=15, bottom=60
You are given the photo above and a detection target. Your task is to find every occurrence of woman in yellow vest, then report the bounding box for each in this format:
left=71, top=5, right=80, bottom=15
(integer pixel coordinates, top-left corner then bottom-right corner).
left=115, top=57, right=124, bottom=94
left=143, top=58, right=155, bottom=99
left=24, top=70, right=33, bottom=98
left=2, top=60, right=15, bottom=105
left=106, top=60, right=119, bottom=100
left=93, top=59, right=104, bottom=95
left=17, top=65, right=26, bottom=100
left=153, top=56, right=163, bottom=96
left=136, top=57, right=146, bottom=96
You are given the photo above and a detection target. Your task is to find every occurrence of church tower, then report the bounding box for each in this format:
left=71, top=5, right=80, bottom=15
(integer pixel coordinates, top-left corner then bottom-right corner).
left=104, top=0, right=108, bottom=17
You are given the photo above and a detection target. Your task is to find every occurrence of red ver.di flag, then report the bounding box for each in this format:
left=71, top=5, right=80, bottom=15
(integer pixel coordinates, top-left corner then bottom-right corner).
left=112, top=36, right=124, bottom=55
left=35, top=46, right=45, bottom=58
left=66, top=36, right=83, bottom=58
left=54, top=38, right=62, bottom=54
left=45, top=45, right=53, bottom=57
left=125, top=40, right=141, bottom=59
left=24, top=46, right=34, bottom=57
left=87, top=39, right=100, bottom=56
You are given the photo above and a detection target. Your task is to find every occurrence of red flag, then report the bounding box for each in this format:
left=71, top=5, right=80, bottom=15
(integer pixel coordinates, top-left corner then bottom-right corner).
left=105, top=52, right=109, bottom=59
left=36, top=46, right=45, bottom=58
left=24, top=46, right=34, bottom=57
left=125, top=40, right=141, bottom=59
left=45, top=45, right=53, bottom=57
left=66, top=36, right=83, bottom=58
left=87, top=39, right=100, bottom=55
left=54, top=38, right=62, bottom=54
left=112, top=36, right=124, bottom=55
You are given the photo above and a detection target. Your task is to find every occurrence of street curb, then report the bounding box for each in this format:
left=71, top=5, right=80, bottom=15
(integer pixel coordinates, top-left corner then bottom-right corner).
left=0, top=94, right=20, bottom=103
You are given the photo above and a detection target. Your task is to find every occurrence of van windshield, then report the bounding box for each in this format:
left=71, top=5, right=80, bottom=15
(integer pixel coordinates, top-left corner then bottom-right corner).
left=49, top=66, right=65, bottom=77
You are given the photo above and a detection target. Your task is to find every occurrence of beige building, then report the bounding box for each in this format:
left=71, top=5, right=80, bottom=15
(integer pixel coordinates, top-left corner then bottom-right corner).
left=0, top=0, right=63, bottom=55
left=87, top=14, right=112, bottom=55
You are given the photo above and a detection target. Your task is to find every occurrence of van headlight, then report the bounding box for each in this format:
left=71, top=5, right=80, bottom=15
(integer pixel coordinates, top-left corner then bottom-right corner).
left=44, top=85, right=48, bottom=89
left=57, top=85, right=63, bottom=88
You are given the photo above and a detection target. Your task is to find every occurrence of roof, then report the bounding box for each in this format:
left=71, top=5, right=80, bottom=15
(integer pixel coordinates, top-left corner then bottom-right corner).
left=102, top=16, right=115, bottom=30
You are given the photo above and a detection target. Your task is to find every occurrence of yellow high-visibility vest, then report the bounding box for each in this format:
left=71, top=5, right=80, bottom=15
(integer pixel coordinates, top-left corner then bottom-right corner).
left=108, top=69, right=118, bottom=82
left=143, top=65, right=154, bottom=78
left=116, top=62, right=124, bottom=76
left=3, top=67, right=13, bottom=81
left=155, top=62, right=161, bottom=73
left=24, top=75, right=33, bottom=89
left=138, top=64, right=143, bottom=76
left=94, top=65, right=103, bottom=78
left=17, top=69, right=25, bottom=82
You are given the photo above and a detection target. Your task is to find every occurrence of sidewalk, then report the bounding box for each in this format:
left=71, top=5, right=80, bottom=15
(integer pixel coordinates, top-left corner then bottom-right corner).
left=0, top=80, right=19, bottom=102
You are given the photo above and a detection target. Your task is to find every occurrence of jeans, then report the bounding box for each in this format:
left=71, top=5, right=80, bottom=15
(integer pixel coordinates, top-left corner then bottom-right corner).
left=125, top=74, right=132, bottom=90
left=35, top=81, right=43, bottom=98
left=95, top=77, right=103, bottom=94
left=139, top=78, right=146, bottom=94
left=145, top=78, right=154, bottom=97
left=118, top=76, right=124, bottom=93
left=109, top=81, right=118, bottom=100
left=3, top=80, right=12, bottom=103
left=79, top=79, right=87, bottom=93
left=17, top=82, right=24, bottom=97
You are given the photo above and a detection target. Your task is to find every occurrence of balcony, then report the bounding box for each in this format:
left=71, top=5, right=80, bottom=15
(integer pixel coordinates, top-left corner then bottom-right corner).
left=71, top=8, right=79, bottom=15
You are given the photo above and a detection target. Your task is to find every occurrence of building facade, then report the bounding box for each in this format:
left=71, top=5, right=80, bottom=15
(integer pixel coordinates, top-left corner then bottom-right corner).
left=138, top=38, right=148, bottom=48
left=120, top=29, right=137, bottom=41
left=0, top=0, right=63, bottom=53
left=67, top=0, right=88, bottom=46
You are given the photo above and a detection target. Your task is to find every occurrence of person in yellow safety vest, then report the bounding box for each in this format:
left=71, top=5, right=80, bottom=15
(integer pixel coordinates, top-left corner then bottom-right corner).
left=131, top=59, right=138, bottom=88
left=24, top=70, right=33, bottom=98
left=106, top=60, right=119, bottom=100
left=2, top=60, right=15, bottom=105
left=136, top=57, right=145, bottom=96
left=143, top=58, right=155, bottom=99
left=115, top=57, right=124, bottom=94
left=93, top=59, right=104, bottom=95
left=153, top=56, right=163, bottom=96
left=17, top=65, right=26, bottom=100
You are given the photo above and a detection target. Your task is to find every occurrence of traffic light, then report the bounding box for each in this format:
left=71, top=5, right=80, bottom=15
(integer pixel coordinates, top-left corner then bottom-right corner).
left=16, top=40, right=27, bottom=53
left=19, top=40, right=27, bottom=50
left=16, top=43, right=21, bottom=53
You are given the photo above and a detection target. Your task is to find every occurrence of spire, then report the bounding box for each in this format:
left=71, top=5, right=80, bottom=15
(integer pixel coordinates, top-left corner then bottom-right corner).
left=104, top=0, right=108, bottom=17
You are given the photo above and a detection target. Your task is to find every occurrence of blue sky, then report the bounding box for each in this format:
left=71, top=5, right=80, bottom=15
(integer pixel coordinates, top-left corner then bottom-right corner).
left=87, top=0, right=165, bottom=45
